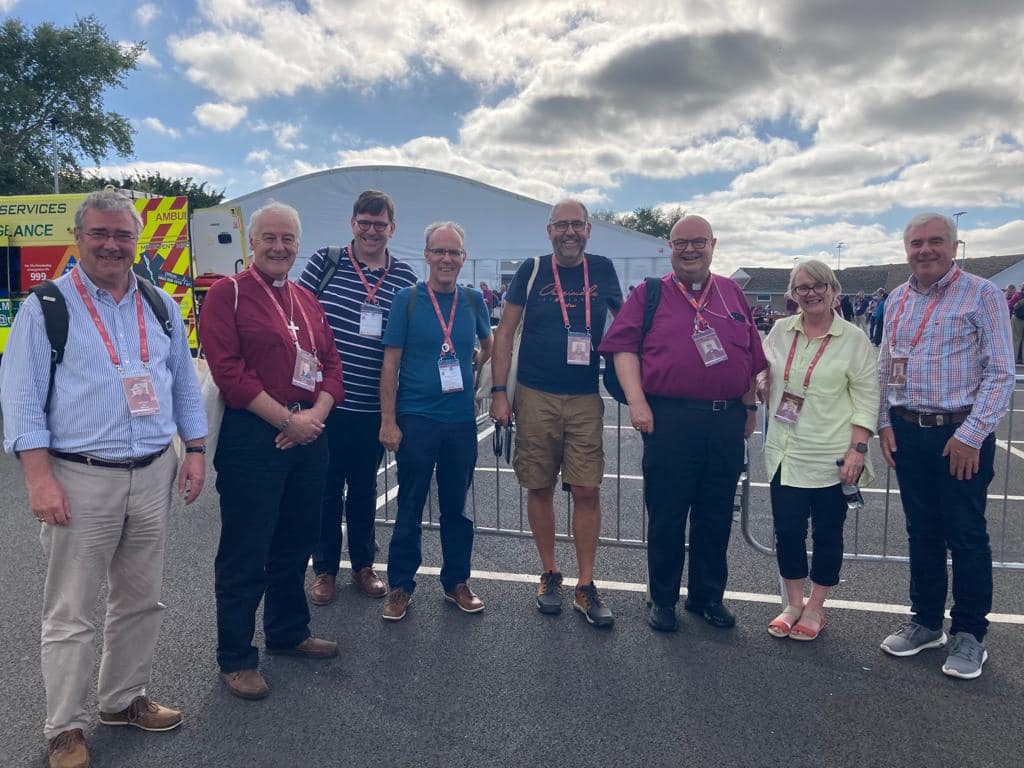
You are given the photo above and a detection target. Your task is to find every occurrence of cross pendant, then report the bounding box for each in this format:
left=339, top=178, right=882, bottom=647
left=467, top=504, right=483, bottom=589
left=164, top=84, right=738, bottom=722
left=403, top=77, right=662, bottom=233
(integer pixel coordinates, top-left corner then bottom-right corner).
left=287, top=321, right=299, bottom=334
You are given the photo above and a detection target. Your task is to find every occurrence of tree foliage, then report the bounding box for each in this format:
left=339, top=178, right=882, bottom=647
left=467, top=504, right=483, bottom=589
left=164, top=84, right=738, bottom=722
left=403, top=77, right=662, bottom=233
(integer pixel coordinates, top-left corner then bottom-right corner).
left=0, top=16, right=141, bottom=195
left=66, top=171, right=227, bottom=210
left=592, top=206, right=685, bottom=239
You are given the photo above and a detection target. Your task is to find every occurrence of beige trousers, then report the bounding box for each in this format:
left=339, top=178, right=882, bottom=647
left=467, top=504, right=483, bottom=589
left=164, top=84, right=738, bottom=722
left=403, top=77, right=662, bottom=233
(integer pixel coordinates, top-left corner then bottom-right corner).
left=40, top=448, right=176, bottom=739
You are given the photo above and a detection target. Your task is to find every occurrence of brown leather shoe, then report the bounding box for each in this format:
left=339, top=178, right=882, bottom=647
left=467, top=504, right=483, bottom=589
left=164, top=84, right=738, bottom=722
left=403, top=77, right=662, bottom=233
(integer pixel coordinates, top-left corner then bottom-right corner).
left=221, top=668, right=270, bottom=700
left=444, top=582, right=484, bottom=614
left=266, top=635, right=338, bottom=659
left=99, top=695, right=182, bottom=731
left=382, top=588, right=412, bottom=621
left=308, top=572, right=336, bottom=606
left=49, top=729, right=88, bottom=768
left=352, top=566, right=387, bottom=597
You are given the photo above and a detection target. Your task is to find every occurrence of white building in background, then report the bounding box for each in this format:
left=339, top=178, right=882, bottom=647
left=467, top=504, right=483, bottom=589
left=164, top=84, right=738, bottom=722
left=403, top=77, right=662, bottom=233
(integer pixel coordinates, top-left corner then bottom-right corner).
left=226, top=165, right=669, bottom=290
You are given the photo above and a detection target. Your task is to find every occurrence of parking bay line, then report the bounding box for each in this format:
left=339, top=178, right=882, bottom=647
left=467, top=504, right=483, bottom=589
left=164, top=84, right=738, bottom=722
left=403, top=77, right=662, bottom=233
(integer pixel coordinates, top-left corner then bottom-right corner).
left=335, top=561, right=1024, bottom=625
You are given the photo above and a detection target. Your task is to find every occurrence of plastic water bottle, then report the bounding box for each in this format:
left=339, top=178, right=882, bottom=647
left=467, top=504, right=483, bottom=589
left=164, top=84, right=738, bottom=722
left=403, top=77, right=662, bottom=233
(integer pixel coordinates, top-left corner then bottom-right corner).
left=836, top=458, right=864, bottom=511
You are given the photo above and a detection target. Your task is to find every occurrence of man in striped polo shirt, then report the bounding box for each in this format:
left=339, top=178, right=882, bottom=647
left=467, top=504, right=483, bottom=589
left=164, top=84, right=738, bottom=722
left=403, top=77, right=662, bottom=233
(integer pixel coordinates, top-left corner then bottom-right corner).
left=299, top=190, right=418, bottom=604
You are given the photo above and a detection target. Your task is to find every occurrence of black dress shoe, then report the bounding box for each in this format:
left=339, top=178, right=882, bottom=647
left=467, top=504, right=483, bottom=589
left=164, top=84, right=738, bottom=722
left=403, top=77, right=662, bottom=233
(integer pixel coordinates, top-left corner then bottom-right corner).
left=684, top=601, right=736, bottom=628
left=649, top=604, right=678, bottom=632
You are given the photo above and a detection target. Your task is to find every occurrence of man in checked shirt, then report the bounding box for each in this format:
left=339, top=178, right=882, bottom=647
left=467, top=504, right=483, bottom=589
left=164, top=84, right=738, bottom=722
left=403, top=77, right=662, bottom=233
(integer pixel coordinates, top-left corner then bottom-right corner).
left=877, top=212, right=1014, bottom=679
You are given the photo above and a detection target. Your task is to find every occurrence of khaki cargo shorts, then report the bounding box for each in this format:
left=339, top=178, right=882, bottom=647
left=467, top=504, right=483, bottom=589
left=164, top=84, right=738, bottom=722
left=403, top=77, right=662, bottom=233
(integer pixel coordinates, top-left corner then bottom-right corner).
left=512, top=382, right=604, bottom=489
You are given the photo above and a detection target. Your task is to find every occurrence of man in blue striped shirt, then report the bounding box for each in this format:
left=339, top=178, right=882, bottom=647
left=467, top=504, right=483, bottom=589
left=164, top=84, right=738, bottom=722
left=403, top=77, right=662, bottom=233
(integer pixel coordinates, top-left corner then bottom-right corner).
left=0, top=190, right=207, bottom=768
left=299, top=190, right=418, bottom=605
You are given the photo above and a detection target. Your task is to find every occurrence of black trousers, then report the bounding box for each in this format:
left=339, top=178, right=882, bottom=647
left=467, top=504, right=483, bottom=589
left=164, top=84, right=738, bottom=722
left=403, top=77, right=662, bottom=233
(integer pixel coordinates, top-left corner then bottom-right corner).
left=213, top=408, right=328, bottom=672
left=769, top=468, right=847, bottom=587
left=643, top=399, right=745, bottom=608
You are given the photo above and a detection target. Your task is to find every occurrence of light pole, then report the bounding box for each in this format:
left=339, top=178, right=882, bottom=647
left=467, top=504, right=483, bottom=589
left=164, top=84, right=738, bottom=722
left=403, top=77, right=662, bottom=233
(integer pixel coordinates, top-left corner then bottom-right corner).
left=835, top=241, right=846, bottom=270
left=953, top=211, right=967, bottom=237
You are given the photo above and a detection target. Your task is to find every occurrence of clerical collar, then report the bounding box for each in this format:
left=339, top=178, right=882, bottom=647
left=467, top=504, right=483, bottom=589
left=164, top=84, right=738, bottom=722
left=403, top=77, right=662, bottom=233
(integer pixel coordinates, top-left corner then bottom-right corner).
left=272, top=278, right=287, bottom=288
left=690, top=282, right=702, bottom=291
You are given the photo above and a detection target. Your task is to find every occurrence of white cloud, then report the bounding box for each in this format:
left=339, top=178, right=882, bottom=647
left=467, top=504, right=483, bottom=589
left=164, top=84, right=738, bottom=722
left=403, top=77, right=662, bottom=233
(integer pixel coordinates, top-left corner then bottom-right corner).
left=193, top=102, right=248, bottom=131
left=137, top=117, right=181, bottom=139
left=0, top=0, right=20, bottom=11
left=245, top=149, right=270, bottom=163
left=120, top=41, right=160, bottom=68
left=135, top=2, right=160, bottom=26
left=87, top=161, right=224, bottom=180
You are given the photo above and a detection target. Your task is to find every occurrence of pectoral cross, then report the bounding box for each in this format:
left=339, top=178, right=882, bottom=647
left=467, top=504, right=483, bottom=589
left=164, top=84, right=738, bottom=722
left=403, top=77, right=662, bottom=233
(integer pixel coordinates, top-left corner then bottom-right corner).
left=286, top=320, right=299, bottom=334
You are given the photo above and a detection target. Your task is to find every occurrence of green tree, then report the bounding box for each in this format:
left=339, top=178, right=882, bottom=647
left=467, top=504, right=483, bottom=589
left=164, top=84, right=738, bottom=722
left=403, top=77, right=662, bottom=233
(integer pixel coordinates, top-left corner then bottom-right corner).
left=0, top=16, right=142, bottom=195
left=592, top=206, right=685, bottom=239
left=67, top=171, right=227, bottom=210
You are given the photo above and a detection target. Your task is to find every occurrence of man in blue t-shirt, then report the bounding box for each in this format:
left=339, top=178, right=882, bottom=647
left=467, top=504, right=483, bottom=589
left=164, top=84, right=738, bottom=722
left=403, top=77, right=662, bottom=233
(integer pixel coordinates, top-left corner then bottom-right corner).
left=489, top=199, right=622, bottom=628
left=378, top=221, right=492, bottom=622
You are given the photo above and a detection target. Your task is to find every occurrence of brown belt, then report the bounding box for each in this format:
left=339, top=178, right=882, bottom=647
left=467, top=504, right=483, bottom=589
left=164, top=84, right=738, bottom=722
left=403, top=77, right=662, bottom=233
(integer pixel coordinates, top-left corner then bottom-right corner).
left=49, top=444, right=170, bottom=470
left=891, top=407, right=970, bottom=428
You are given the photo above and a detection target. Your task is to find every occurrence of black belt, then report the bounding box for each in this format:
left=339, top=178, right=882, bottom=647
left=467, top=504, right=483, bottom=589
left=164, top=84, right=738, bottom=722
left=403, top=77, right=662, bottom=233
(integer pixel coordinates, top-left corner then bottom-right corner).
left=651, top=397, right=743, bottom=412
left=49, top=444, right=170, bottom=470
left=891, top=406, right=970, bottom=428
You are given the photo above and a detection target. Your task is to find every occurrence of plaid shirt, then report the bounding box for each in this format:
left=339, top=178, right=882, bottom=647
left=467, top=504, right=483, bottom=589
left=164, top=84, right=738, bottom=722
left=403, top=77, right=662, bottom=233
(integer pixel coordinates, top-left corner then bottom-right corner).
left=878, top=265, right=1014, bottom=447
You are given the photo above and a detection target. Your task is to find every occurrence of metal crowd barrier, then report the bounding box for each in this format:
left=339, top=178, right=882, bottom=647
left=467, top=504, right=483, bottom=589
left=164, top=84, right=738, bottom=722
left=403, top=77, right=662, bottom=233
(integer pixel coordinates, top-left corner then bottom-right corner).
left=374, top=381, right=1024, bottom=572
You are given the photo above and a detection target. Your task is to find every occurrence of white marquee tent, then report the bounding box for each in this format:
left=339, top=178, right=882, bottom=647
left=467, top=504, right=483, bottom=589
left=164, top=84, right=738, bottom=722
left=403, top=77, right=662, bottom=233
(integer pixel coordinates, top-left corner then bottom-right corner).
left=226, top=165, right=670, bottom=290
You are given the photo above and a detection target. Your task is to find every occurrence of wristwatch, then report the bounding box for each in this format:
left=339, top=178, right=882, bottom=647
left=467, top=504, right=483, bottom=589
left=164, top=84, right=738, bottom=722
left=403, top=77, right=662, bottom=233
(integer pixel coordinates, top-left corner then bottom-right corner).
left=185, top=445, right=207, bottom=455
left=491, top=385, right=507, bottom=394
left=744, top=403, right=758, bottom=412
left=852, top=442, right=868, bottom=454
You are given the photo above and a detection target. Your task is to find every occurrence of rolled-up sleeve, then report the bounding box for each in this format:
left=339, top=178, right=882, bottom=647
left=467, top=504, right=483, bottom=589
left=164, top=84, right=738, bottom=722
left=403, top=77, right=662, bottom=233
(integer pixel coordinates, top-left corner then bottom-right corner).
left=848, top=331, right=881, bottom=433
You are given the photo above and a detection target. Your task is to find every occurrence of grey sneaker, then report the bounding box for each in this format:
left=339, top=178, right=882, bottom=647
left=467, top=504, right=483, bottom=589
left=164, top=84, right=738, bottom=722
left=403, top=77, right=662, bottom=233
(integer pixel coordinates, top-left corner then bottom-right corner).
left=536, top=571, right=564, bottom=615
left=880, top=621, right=947, bottom=657
left=942, top=633, right=988, bottom=679
left=573, top=582, right=614, bottom=628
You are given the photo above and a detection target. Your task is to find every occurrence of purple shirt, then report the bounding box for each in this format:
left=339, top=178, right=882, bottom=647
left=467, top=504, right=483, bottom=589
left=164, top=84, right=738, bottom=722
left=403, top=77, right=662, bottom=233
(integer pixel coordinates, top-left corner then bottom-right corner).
left=599, top=273, right=767, bottom=400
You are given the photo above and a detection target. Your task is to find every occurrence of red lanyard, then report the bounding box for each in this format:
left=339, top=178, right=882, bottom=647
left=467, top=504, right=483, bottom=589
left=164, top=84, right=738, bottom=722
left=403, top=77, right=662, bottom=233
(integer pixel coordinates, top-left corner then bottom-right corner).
left=251, top=269, right=318, bottom=356
left=889, top=268, right=961, bottom=353
left=347, top=241, right=391, bottom=303
left=550, top=254, right=591, bottom=332
left=675, top=275, right=715, bottom=329
left=72, top=268, right=149, bottom=369
left=426, top=284, right=459, bottom=357
left=783, top=328, right=832, bottom=392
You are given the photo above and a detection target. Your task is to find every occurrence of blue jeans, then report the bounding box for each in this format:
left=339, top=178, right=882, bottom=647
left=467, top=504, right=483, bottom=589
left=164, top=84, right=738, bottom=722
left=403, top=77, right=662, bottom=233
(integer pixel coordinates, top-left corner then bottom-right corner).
left=386, top=415, right=477, bottom=593
left=891, top=412, right=995, bottom=640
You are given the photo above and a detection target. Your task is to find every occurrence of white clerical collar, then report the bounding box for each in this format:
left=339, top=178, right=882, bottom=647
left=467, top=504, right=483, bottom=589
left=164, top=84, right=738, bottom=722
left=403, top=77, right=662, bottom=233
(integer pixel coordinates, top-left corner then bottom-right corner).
left=272, top=278, right=287, bottom=288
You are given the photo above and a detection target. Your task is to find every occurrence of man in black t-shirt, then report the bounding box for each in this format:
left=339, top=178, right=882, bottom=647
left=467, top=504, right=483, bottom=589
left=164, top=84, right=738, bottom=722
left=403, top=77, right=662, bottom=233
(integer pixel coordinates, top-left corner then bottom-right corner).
left=490, top=199, right=622, bottom=628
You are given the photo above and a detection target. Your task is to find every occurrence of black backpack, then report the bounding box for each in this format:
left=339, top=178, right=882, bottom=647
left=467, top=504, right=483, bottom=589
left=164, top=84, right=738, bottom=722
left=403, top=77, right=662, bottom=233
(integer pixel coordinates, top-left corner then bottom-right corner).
left=30, top=277, right=174, bottom=414
left=1014, top=299, right=1024, bottom=320
left=603, top=277, right=662, bottom=404
left=314, top=246, right=344, bottom=298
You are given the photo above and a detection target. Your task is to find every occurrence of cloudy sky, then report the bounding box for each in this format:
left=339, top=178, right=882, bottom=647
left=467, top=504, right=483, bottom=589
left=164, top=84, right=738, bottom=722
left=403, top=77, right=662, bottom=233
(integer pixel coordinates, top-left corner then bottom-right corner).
left=7, top=0, right=1024, bottom=274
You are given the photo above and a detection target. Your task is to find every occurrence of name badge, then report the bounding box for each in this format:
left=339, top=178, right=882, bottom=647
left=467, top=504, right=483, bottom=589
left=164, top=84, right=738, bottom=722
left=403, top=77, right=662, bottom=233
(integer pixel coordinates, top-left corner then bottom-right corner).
left=292, top=347, right=318, bottom=392
left=438, top=358, right=464, bottom=393
left=359, top=302, right=384, bottom=338
left=889, top=356, right=908, bottom=388
left=693, top=327, right=728, bottom=367
left=774, top=391, right=804, bottom=424
left=566, top=331, right=592, bottom=366
left=122, top=374, right=160, bottom=416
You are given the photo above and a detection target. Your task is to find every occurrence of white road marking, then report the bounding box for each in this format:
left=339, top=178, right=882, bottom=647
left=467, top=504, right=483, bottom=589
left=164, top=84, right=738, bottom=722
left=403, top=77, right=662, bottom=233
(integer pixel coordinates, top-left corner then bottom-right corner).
left=334, top=561, right=1024, bottom=625
left=997, top=439, right=1024, bottom=460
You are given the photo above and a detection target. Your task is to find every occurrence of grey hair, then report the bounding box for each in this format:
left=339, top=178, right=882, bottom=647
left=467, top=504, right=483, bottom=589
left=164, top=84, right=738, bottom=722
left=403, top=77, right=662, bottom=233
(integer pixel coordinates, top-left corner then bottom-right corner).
left=548, top=198, right=589, bottom=223
left=424, top=221, right=465, bottom=248
left=903, top=212, right=956, bottom=244
left=249, top=201, right=302, bottom=241
left=74, top=189, right=143, bottom=234
left=789, top=258, right=842, bottom=296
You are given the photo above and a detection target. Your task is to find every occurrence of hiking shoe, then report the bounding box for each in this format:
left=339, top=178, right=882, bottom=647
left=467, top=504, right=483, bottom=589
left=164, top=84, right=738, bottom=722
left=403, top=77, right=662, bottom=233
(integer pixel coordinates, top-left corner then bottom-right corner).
left=536, top=571, right=564, bottom=615
left=383, top=588, right=412, bottom=621
left=880, top=622, right=947, bottom=657
left=573, top=582, right=614, bottom=628
left=48, top=729, right=88, bottom=768
left=99, top=695, right=182, bottom=731
left=942, top=633, right=988, bottom=679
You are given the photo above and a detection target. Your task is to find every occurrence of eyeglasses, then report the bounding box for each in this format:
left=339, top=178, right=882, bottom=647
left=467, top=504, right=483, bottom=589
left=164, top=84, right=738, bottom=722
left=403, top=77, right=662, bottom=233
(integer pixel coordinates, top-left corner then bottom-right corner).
left=354, top=219, right=391, bottom=232
left=427, top=248, right=464, bottom=258
left=549, top=220, right=588, bottom=232
left=84, top=229, right=136, bottom=243
left=792, top=282, right=830, bottom=297
left=669, top=238, right=709, bottom=251
left=259, top=233, right=297, bottom=245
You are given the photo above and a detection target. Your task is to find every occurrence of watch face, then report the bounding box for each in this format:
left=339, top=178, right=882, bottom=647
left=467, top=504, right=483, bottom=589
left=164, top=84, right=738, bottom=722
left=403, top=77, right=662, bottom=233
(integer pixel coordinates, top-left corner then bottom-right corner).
left=855, top=442, right=868, bottom=453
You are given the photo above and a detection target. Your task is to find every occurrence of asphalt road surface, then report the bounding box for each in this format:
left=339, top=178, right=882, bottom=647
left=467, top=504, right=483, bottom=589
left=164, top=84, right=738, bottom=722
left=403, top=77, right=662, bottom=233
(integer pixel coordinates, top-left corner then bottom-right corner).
left=2, top=389, right=1024, bottom=768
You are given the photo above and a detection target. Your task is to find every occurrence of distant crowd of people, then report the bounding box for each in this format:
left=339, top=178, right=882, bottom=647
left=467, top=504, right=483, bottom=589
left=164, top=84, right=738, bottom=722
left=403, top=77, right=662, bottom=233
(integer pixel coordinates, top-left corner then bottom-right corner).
left=0, top=191, right=1013, bottom=768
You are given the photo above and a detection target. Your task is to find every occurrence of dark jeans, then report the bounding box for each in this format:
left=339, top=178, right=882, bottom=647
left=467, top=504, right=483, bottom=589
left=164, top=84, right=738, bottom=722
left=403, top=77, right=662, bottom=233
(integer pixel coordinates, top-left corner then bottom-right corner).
left=891, top=412, right=995, bottom=641
left=643, top=399, right=745, bottom=608
left=213, top=408, right=328, bottom=672
left=312, top=409, right=384, bottom=574
left=387, top=415, right=477, bottom=594
left=769, top=469, right=847, bottom=587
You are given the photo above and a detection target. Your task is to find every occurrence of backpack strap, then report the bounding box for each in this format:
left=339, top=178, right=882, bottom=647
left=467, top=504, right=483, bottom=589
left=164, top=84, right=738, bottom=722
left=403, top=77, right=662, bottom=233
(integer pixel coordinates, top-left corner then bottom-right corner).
left=29, top=281, right=68, bottom=416
left=641, top=276, right=662, bottom=336
left=136, top=276, right=174, bottom=338
left=316, top=246, right=343, bottom=298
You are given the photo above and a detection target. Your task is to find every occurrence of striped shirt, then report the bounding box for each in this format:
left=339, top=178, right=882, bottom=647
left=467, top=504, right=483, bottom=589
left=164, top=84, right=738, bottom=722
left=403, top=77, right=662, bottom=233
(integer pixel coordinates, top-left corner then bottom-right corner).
left=1, top=268, right=207, bottom=459
left=878, top=265, right=1014, bottom=447
left=299, top=245, right=418, bottom=413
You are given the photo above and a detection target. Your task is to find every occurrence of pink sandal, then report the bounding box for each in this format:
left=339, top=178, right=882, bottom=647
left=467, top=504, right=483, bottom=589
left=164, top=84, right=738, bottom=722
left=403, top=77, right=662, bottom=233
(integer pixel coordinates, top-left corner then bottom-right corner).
left=767, top=605, right=803, bottom=638
left=789, top=607, right=825, bottom=641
